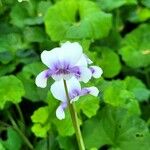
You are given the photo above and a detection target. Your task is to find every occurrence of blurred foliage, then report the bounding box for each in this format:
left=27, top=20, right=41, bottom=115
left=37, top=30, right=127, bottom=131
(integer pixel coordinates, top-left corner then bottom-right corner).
left=0, top=0, right=150, bottom=149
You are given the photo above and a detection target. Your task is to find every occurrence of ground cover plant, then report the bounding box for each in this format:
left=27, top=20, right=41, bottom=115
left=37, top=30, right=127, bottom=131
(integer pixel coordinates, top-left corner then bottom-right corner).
left=0, top=0, right=150, bottom=150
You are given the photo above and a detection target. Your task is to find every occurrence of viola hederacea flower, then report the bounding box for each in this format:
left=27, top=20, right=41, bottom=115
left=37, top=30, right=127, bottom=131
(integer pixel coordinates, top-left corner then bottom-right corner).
left=35, top=41, right=93, bottom=88
left=35, top=41, right=103, bottom=120
left=50, top=77, right=99, bottom=120
left=35, top=41, right=103, bottom=88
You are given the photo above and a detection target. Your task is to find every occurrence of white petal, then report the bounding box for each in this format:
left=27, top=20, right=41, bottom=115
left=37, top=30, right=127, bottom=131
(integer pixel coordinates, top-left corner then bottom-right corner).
left=35, top=70, right=48, bottom=88
left=50, top=80, right=66, bottom=102
left=52, top=74, right=64, bottom=81
left=84, top=54, right=93, bottom=64
left=66, top=77, right=81, bottom=94
left=51, top=77, right=81, bottom=102
left=41, top=48, right=60, bottom=68
left=56, top=105, right=65, bottom=120
left=87, top=86, right=99, bottom=96
left=90, top=66, right=103, bottom=78
left=59, top=41, right=83, bottom=66
left=78, top=67, right=92, bottom=83
left=76, top=54, right=88, bottom=67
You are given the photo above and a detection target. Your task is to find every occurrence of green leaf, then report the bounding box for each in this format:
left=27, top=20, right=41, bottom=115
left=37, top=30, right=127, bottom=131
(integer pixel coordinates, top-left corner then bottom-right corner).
left=76, top=95, right=100, bottom=118
left=0, top=143, right=5, bottom=150
left=23, top=26, right=46, bottom=43
left=31, top=106, right=50, bottom=124
left=31, top=93, right=58, bottom=137
left=127, top=7, right=150, bottom=22
left=141, top=0, right=150, bottom=8
left=0, top=33, right=26, bottom=53
left=124, top=76, right=150, bottom=102
left=120, top=24, right=150, bottom=68
left=83, top=106, right=150, bottom=150
left=57, top=136, right=78, bottom=150
left=45, top=0, right=112, bottom=41
left=97, top=0, right=137, bottom=11
left=53, top=109, right=74, bottom=136
left=0, top=128, right=22, bottom=150
left=103, top=80, right=141, bottom=115
left=0, top=75, right=25, bottom=109
left=87, top=47, right=121, bottom=78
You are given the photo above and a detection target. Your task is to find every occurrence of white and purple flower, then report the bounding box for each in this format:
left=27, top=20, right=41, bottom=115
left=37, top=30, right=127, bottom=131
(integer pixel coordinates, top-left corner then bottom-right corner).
left=35, top=41, right=103, bottom=120
left=51, top=77, right=99, bottom=120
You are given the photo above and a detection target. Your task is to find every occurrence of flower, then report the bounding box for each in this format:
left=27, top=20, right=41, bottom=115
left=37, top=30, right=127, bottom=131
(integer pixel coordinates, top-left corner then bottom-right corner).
left=35, top=41, right=103, bottom=88
left=35, top=41, right=103, bottom=120
left=35, top=41, right=92, bottom=88
left=50, top=77, right=99, bottom=120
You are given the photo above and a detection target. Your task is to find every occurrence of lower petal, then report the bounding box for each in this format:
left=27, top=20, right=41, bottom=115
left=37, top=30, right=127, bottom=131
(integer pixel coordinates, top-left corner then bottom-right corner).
left=35, top=70, right=48, bottom=88
left=90, top=66, right=103, bottom=78
left=56, top=105, right=65, bottom=120
left=81, top=86, right=99, bottom=97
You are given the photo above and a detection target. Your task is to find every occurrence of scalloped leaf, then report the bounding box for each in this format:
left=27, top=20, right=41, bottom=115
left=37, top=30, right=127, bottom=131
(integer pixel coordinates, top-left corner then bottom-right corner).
left=0, top=75, right=25, bottom=109
left=45, top=0, right=112, bottom=41
left=124, top=76, right=150, bottom=102
left=97, top=0, right=137, bottom=11
left=83, top=106, right=150, bottom=149
left=120, top=24, right=150, bottom=68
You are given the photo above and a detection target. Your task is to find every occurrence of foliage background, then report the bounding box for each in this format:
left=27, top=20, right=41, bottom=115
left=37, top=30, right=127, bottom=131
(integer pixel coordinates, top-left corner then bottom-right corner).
left=0, top=0, right=150, bottom=150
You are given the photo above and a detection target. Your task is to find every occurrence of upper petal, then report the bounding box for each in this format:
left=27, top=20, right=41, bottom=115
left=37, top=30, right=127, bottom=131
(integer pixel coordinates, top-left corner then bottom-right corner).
left=41, top=48, right=60, bottom=68
left=35, top=70, right=48, bottom=88
left=90, top=66, right=103, bottom=78
left=59, top=41, right=83, bottom=66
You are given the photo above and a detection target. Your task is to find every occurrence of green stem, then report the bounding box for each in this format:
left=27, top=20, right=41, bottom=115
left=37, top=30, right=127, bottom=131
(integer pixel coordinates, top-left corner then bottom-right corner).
left=63, top=80, right=85, bottom=150
left=8, top=113, right=34, bottom=150
left=15, top=104, right=25, bottom=131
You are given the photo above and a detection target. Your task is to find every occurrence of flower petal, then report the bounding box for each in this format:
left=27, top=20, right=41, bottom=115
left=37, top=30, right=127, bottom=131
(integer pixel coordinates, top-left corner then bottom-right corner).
left=56, top=105, right=65, bottom=120
left=80, top=86, right=99, bottom=97
left=76, top=54, right=88, bottom=67
left=41, top=48, right=60, bottom=68
left=86, top=87, right=99, bottom=96
left=90, top=66, right=103, bottom=78
left=77, top=67, right=92, bottom=83
left=60, top=41, right=83, bottom=66
left=50, top=80, right=66, bottom=102
left=84, top=54, right=93, bottom=64
left=35, top=70, right=48, bottom=88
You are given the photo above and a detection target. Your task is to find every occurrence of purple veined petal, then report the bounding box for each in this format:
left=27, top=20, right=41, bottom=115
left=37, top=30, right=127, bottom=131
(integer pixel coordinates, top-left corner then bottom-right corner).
left=76, top=66, right=92, bottom=83
left=56, top=102, right=67, bottom=120
left=35, top=70, right=51, bottom=88
left=51, top=77, right=81, bottom=102
left=83, top=54, right=93, bottom=64
left=90, top=66, right=103, bottom=78
left=80, top=86, right=99, bottom=97
left=41, top=48, right=60, bottom=68
left=59, top=41, right=83, bottom=67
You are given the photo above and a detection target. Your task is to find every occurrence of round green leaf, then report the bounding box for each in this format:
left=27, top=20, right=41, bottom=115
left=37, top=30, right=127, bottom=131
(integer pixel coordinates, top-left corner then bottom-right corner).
left=45, top=0, right=112, bottom=41
left=120, top=24, right=150, bottom=68
left=0, top=75, right=25, bottom=109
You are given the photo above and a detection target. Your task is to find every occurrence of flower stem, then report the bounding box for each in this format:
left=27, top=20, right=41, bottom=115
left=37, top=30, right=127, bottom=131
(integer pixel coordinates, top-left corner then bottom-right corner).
left=63, top=80, right=85, bottom=150
left=8, top=113, right=34, bottom=150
